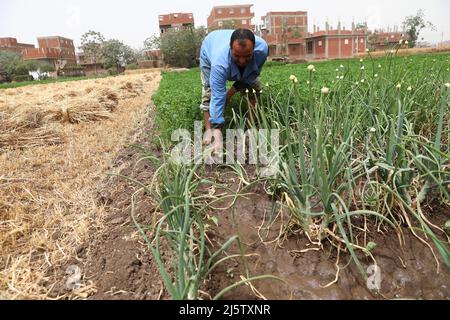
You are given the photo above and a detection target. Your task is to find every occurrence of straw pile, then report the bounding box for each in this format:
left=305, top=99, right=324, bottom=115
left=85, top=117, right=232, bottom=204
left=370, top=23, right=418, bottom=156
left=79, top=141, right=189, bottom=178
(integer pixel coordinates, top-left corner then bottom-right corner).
left=0, top=70, right=162, bottom=299
left=0, top=110, right=64, bottom=150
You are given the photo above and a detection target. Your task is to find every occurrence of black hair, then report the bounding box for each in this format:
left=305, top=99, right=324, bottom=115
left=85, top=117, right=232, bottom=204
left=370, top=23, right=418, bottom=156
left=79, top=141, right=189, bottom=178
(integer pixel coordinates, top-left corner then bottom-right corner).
left=230, top=28, right=256, bottom=49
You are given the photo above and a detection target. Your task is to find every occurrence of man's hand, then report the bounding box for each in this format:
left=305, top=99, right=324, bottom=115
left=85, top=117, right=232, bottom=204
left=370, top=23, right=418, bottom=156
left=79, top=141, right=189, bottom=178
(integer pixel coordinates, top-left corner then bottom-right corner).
left=203, top=128, right=223, bottom=159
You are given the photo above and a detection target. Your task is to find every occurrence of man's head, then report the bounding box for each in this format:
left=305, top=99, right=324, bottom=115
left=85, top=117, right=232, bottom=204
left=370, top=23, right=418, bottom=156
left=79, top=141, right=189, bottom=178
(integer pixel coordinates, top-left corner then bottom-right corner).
left=230, top=28, right=255, bottom=68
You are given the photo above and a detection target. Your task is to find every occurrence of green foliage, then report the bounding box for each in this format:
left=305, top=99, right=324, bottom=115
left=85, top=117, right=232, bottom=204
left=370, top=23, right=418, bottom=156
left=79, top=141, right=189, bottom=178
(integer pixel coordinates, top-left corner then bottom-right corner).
left=152, top=68, right=203, bottom=140
left=0, top=50, right=22, bottom=78
left=101, top=39, right=135, bottom=72
left=402, top=10, right=435, bottom=48
left=80, top=30, right=105, bottom=74
left=143, top=35, right=160, bottom=51
left=159, top=27, right=207, bottom=68
left=61, top=65, right=83, bottom=72
left=126, top=63, right=139, bottom=70
left=12, top=74, right=33, bottom=82
left=368, top=32, right=380, bottom=51
left=356, top=22, right=369, bottom=31
left=0, top=51, right=55, bottom=82
left=0, top=51, right=37, bottom=79
left=0, top=75, right=111, bottom=89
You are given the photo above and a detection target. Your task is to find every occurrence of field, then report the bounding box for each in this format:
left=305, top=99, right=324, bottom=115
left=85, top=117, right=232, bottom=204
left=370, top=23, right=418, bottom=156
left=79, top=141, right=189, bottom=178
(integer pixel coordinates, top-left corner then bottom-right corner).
left=150, top=51, right=450, bottom=299
left=0, top=51, right=449, bottom=300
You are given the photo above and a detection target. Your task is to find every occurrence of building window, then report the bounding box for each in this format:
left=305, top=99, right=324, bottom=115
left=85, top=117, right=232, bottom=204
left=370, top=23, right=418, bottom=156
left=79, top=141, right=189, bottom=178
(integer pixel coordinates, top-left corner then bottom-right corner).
left=242, top=19, right=247, bottom=25
left=218, top=21, right=223, bottom=27
left=217, top=9, right=222, bottom=14
left=318, top=40, right=323, bottom=47
left=229, top=9, right=234, bottom=14
left=241, top=8, right=246, bottom=14
left=360, top=39, right=364, bottom=43
left=174, top=14, right=178, bottom=18
left=344, top=39, right=349, bottom=45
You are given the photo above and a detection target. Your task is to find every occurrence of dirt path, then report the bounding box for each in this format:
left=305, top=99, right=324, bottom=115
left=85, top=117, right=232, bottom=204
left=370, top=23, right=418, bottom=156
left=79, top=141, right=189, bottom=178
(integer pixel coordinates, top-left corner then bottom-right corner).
left=54, top=104, right=166, bottom=299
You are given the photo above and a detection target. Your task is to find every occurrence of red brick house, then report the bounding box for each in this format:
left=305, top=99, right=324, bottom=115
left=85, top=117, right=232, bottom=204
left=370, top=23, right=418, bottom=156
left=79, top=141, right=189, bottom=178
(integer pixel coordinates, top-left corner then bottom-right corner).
left=77, top=51, right=105, bottom=75
left=305, top=23, right=368, bottom=60
left=260, top=11, right=308, bottom=59
left=207, top=4, right=255, bottom=31
left=0, top=37, right=35, bottom=55
left=0, top=36, right=76, bottom=68
left=159, top=13, right=194, bottom=34
left=23, top=36, right=77, bottom=68
left=139, top=49, right=164, bottom=68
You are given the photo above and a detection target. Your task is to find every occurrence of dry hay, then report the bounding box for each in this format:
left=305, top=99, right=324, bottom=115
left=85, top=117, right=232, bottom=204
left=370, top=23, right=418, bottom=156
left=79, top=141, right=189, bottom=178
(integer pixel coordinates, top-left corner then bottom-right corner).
left=96, top=89, right=119, bottom=112
left=53, top=94, right=65, bottom=102
left=0, top=70, right=162, bottom=299
left=0, top=73, right=156, bottom=149
left=0, top=111, right=64, bottom=150
left=47, top=104, right=112, bottom=124
left=45, top=89, right=121, bottom=124
left=67, top=91, right=79, bottom=98
left=124, top=68, right=163, bottom=75
left=118, top=81, right=145, bottom=99
left=45, top=92, right=119, bottom=124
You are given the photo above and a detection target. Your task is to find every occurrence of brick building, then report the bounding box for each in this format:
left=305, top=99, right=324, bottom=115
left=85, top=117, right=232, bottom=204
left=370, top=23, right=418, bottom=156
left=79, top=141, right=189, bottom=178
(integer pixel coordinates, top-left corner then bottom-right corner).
left=260, top=11, right=308, bottom=59
left=138, top=49, right=164, bottom=68
left=304, top=23, right=368, bottom=60
left=1, top=36, right=76, bottom=68
left=159, top=12, right=194, bottom=34
left=207, top=4, right=255, bottom=30
left=0, top=37, right=35, bottom=55
left=24, top=36, right=77, bottom=68
left=77, top=51, right=105, bottom=75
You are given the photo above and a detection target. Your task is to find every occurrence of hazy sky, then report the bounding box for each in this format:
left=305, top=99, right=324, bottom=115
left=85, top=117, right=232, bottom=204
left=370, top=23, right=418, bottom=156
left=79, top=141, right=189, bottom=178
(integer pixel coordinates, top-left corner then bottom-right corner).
left=1, top=0, right=449, bottom=50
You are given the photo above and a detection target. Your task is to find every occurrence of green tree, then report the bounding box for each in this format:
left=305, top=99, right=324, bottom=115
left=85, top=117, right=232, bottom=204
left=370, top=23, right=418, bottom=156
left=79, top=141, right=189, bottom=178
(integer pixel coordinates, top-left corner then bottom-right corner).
left=0, top=51, right=23, bottom=79
left=14, top=60, right=38, bottom=75
left=144, top=35, right=161, bottom=51
left=158, top=27, right=207, bottom=68
left=0, top=51, right=51, bottom=82
left=402, top=10, right=435, bottom=48
left=356, top=22, right=369, bottom=32
left=368, top=31, right=380, bottom=51
left=101, top=39, right=135, bottom=72
left=35, top=62, right=55, bottom=80
left=80, top=30, right=105, bottom=74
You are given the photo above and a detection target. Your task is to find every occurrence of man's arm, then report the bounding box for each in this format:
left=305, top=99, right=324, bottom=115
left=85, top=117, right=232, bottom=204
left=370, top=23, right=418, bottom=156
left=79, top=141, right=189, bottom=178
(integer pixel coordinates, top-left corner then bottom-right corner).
left=208, top=65, right=228, bottom=128
left=203, top=65, right=227, bottom=151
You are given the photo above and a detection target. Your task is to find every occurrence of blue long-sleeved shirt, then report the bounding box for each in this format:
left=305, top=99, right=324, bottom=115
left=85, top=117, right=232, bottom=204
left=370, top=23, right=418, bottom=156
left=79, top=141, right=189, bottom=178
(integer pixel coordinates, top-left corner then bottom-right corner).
left=200, top=30, right=269, bottom=125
